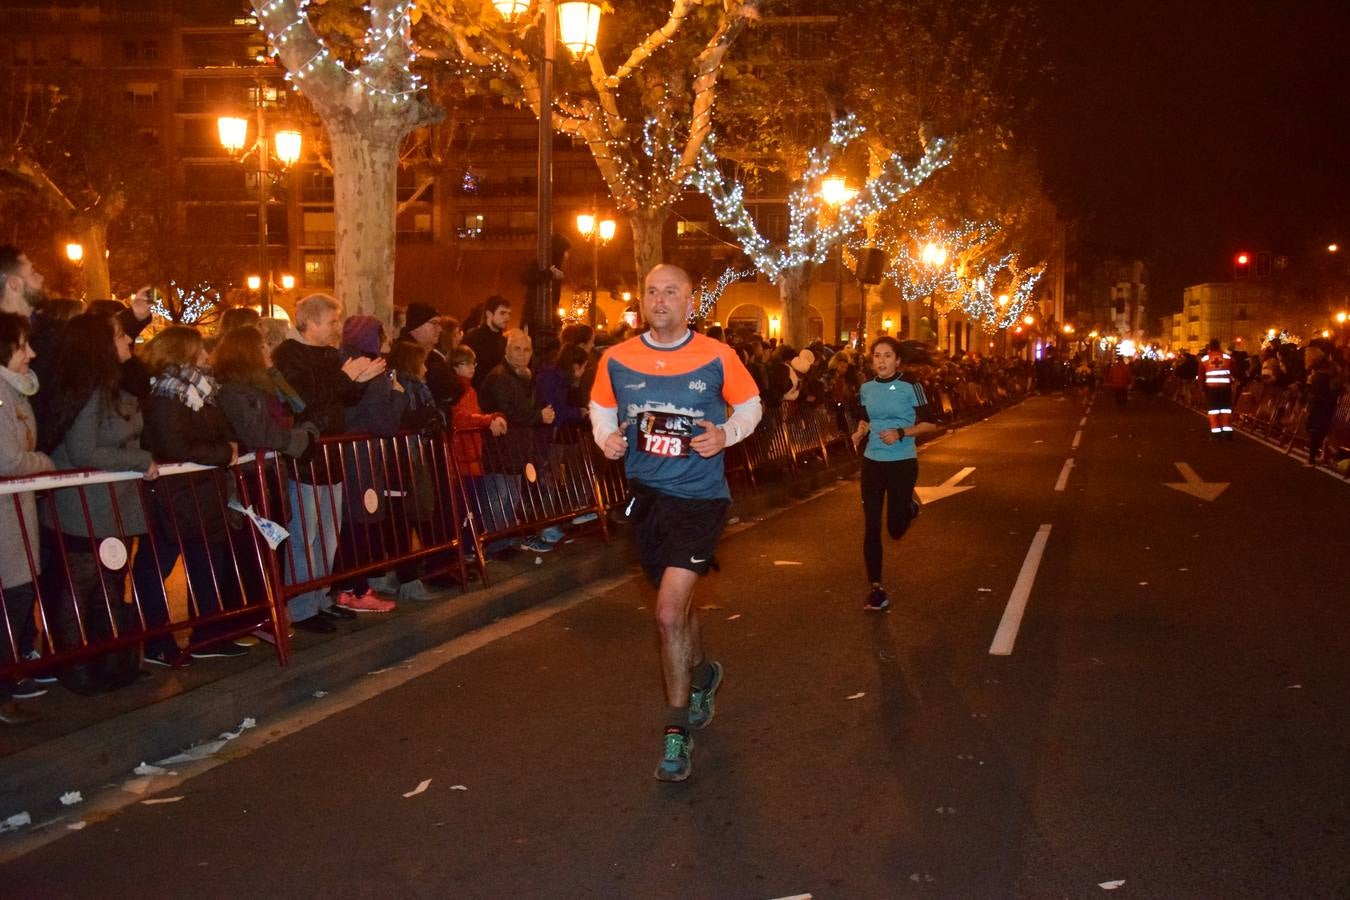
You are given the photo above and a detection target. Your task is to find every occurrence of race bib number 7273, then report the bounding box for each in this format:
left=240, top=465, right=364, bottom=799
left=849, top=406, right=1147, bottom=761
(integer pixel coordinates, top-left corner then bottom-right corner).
left=641, top=433, right=686, bottom=458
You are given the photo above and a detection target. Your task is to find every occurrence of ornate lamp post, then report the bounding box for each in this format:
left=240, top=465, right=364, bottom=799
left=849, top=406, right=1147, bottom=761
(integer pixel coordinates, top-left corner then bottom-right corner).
left=491, top=0, right=603, bottom=336
left=920, top=241, right=948, bottom=344
left=218, top=93, right=301, bottom=318
left=577, top=211, right=616, bottom=327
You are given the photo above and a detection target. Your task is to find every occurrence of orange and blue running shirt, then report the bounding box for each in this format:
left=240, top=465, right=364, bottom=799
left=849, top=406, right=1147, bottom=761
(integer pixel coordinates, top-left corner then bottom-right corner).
left=592, top=331, right=759, bottom=500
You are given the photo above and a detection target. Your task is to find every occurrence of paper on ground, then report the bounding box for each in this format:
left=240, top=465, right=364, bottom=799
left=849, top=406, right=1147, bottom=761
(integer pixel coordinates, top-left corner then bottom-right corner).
left=134, top=762, right=168, bottom=776
left=1099, top=881, right=1125, bottom=891
left=67, top=821, right=87, bottom=830
left=773, top=560, right=803, bottom=566
left=59, top=791, right=83, bottom=806
left=450, top=785, right=468, bottom=791
left=141, top=796, right=183, bottom=806
left=403, top=779, right=432, bottom=798
left=726, top=614, right=742, bottom=621
left=1, top=812, right=32, bottom=833
left=846, top=692, right=866, bottom=700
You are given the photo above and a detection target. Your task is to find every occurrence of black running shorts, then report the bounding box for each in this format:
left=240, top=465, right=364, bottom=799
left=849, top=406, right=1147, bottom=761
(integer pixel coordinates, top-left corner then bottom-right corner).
left=628, top=484, right=730, bottom=587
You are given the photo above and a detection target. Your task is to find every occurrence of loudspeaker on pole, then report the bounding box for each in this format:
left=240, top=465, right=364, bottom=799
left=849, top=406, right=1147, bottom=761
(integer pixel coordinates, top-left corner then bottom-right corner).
left=856, top=247, right=888, bottom=285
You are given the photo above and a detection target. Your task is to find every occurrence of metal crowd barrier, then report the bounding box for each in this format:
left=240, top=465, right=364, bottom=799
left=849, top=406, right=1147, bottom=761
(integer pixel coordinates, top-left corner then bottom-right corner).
left=277, top=430, right=474, bottom=598
left=449, top=424, right=608, bottom=585
left=1, top=453, right=289, bottom=685
left=1171, top=376, right=1350, bottom=461
left=3, top=381, right=1040, bottom=687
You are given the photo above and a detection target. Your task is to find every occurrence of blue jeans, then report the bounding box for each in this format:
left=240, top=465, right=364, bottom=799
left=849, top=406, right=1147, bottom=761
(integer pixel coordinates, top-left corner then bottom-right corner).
left=284, top=481, right=343, bottom=621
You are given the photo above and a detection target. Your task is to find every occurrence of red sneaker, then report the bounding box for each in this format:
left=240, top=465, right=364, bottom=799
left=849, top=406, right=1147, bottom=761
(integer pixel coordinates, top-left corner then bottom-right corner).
left=336, top=589, right=396, bottom=613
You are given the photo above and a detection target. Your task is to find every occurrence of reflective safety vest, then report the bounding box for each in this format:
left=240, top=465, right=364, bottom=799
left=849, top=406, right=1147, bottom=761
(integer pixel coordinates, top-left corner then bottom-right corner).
left=1200, top=351, right=1232, bottom=386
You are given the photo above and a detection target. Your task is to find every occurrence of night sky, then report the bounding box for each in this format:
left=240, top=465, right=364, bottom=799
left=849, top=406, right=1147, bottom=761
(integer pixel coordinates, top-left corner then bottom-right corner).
left=1033, top=0, right=1350, bottom=311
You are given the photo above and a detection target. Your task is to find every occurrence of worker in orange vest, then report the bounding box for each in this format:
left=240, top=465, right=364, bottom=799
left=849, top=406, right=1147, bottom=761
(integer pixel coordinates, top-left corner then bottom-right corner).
left=1197, top=338, right=1234, bottom=439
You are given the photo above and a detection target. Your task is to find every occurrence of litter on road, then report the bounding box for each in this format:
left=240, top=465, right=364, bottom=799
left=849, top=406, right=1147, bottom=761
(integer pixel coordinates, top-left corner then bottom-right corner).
left=846, top=692, right=866, bottom=700
left=727, top=614, right=742, bottom=621
left=59, top=791, right=83, bottom=806
left=1, top=812, right=32, bottom=833
left=141, top=796, right=183, bottom=806
left=450, top=785, right=469, bottom=791
left=133, top=763, right=169, bottom=776
left=403, top=779, right=432, bottom=798
left=1099, top=880, right=1126, bottom=890
left=773, top=560, right=803, bottom=566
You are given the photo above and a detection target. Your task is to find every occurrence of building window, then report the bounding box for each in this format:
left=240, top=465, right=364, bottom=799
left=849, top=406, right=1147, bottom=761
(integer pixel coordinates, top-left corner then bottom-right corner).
left=304, top=253, right=335, bottom=287
left=1237, top=307, right=1248, bottom=320
left=123, top=40, right=139, bottom=61
left=142, top=41, right=159, bottom=61
left=677, top=220, right=708, bottom=238
left=124, top=82, right=159, bottom=108
left=458, top=213, right=484, bottom=240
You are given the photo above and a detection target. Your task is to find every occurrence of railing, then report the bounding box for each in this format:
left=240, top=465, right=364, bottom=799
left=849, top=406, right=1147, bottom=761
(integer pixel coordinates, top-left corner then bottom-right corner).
left=1, top=454, right=289, bottom=689
left=1170, top=376, right=1350, bottom=461
left=3, top=382, right=1034, bottom=686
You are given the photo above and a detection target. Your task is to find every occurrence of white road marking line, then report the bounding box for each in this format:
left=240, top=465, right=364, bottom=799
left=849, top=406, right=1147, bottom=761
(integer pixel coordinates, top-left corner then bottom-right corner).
left=989, top=524, right=1053, bottom=656
left=1078, top=416, right=1088, bottom=427
left=1054, top=458, right=1074, bottom=491
left=1071, top=429, right=1083, bottom=450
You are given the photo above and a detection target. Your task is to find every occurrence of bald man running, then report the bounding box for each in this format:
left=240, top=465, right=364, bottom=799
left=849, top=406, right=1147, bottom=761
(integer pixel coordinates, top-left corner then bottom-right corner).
left=590, top=264, right=763, bottom=782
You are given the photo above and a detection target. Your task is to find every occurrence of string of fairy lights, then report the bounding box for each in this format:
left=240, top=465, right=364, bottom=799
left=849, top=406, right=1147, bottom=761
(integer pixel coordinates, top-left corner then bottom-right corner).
left=687, top=114, right=951, bottom=282
left=255, top=0, right=425, bottom=105
left=692, top=266, right=753, bottom=322
left=950, top=255, right=1045, bottom=329
left=150, top=282, right=224, bottom=326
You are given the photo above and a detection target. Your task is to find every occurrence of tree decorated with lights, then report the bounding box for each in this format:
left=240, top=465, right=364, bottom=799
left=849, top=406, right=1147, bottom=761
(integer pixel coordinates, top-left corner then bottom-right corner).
left=422, top=0, right=761, bottom=281
left=690, top=114, right=950, bottom=348
left=251, top=0, right=440, bottom=322
left=866, top=220, right=998, bottom=329
left=947, top=253, right=1044, bottom=329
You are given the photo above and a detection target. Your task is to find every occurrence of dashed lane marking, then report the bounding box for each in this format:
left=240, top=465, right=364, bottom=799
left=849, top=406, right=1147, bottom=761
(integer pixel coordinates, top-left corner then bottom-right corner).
left=1071, top=429, right=1083, bottom=450
left=1054, top=457, right=1074, bottom=492
left=989, top=524, right=1054, bottom=656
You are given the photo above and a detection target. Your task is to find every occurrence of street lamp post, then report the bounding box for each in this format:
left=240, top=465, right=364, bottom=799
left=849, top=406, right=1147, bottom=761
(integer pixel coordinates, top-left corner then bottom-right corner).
left=920, top=241, right=948, bottom=345
left=493, top=0, right=602, bottom=337
left=820, top=177, right=857, bottom=345
left=218, top=87, right=301, bottom=318
left=577, top=211, right=616, bottom=327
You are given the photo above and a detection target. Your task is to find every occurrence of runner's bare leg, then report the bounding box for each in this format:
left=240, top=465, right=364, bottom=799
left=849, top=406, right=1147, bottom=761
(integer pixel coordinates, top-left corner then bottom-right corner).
left=655, top=567, right=701, bottom=708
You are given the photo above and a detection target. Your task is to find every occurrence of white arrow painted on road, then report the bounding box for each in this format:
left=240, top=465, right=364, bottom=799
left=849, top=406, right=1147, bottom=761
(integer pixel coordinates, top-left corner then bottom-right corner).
left=915, top=467, right=976, bottom=504
left=1164, top=462, right=1229, bottom=502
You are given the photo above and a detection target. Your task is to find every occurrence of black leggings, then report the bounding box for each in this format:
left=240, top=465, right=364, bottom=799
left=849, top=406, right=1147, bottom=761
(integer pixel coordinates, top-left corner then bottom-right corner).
left=861, top=456, right=919, bottom=583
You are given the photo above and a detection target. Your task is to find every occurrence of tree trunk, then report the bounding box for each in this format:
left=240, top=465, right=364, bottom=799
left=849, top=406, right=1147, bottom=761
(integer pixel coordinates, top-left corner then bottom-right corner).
left=778, top=265, right=811, bottom=349
left=629, top=207, right=669, bottom=287
left=329, top=122, right=402, bottom=323
left=76, top=219, right=111, bottom=299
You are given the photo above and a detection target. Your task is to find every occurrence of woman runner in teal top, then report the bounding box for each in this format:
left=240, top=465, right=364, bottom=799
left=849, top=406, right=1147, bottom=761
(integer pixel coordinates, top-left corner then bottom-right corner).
left=851, top=336, right=939, bottom=611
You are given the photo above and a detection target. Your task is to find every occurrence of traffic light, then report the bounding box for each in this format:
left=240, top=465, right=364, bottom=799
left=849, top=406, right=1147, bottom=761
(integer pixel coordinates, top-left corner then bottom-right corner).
left=1234, top=252, right=1251, bottom=279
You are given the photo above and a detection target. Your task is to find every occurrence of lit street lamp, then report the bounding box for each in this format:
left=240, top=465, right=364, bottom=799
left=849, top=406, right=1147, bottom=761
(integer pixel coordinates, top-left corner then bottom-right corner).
left=65, top=242, right=84, bottom=263
left=576, top=210, right=616, bottom=327
left=218, top=88, right=302, bottom=318
left=491, top=0, right=603, bottom=338
left=920, top=241, right=948, bottom=343
left=820, top=176, right=857, bottom=344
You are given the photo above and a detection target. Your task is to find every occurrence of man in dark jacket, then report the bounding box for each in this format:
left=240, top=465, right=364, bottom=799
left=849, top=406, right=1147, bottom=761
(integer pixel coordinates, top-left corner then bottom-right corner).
left=397, top=301, right=457, bottom=409
left=462, top=295, right=512, bottom=388
left=479, top=329, right=561, bottom=553
left=270, top=293, right=385, bottom=631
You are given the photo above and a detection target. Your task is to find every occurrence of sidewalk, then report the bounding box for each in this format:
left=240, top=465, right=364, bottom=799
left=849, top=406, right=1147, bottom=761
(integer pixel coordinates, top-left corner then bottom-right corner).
left=0, top=454, right=859, bottom=829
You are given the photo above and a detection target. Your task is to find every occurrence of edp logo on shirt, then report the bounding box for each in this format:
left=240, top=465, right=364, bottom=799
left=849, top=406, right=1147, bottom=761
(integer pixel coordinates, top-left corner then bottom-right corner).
left=688, top=379, right=708, bottom=393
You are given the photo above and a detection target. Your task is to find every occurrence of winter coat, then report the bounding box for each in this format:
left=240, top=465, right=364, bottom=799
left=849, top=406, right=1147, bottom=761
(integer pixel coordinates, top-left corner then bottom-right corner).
left=0, top=370, right=55, bottom=588
left=140, top=385, right=237, bottom=543
left=270, top=339, right=366, bottom=484
left=217, top=380, right=317, bottom=459
left=450, top=376, right=499, bottom=478
left=339, top=350, right=409, bottom=526
left=462, top=325, right=507, bottom=388
left=535, top=365, right=585, bottom=429
left=478, top=362, right=548, bottom=472
left=43, top=390, right=153, bottom=538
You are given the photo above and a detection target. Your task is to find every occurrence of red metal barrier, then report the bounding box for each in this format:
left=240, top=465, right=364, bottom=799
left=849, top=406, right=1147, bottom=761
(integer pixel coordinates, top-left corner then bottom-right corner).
left=1, top=453, right=289, bottom=685
left=448, top=424, right=608, bottom=584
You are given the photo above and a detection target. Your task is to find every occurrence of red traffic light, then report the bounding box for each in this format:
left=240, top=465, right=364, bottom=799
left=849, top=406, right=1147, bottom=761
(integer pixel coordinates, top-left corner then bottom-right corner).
left=1235, top=253, right=1250, bottom=266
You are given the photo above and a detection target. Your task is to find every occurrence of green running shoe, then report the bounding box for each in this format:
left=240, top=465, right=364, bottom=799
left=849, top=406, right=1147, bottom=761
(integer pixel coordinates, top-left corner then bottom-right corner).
left=654, top=727, right=693, bottom=782
left=688, top=660, right=724, bottom=730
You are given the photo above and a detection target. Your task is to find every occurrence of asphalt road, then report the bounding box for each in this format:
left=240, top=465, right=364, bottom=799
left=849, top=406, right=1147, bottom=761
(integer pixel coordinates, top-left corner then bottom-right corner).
left=4, top=390, right=1348, bottom=899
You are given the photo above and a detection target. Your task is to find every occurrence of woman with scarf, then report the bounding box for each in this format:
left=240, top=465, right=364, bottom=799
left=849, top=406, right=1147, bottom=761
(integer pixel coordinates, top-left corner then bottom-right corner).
left=133, top=325, right=245, bottom=664
left=38, top=312, right=158, bottom=693
left=0, top=313, right=55, bottom=723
